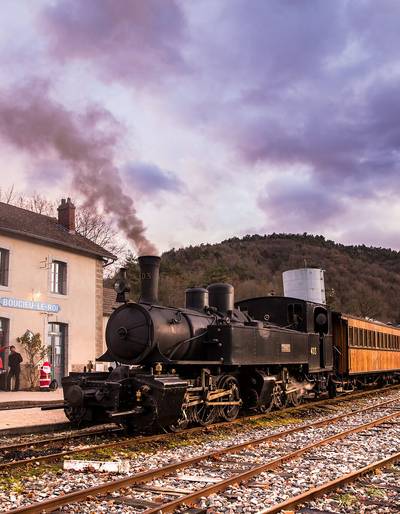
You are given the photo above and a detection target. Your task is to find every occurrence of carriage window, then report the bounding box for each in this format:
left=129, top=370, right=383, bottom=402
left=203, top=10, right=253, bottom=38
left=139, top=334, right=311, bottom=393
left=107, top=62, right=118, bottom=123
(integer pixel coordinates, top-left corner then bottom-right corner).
left=348, top=327, right=353, bottom=345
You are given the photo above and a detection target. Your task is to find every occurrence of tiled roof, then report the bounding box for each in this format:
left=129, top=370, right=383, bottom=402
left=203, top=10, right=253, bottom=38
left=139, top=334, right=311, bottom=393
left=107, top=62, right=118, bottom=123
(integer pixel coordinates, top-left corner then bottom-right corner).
left=103, top=287, right=119, bottom=316
left=0, top=202, right=116, bottom=260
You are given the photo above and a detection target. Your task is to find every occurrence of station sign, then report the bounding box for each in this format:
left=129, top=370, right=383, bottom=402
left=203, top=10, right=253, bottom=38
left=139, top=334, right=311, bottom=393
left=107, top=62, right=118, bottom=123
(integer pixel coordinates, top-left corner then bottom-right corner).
left=0, top=297, right=61, bottom=313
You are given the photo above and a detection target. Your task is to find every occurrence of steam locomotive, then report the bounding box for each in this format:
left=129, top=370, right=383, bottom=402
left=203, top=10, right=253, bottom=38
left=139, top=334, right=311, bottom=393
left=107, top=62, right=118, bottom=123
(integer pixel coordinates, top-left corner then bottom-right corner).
left=62, top=256, right=338, bottom=431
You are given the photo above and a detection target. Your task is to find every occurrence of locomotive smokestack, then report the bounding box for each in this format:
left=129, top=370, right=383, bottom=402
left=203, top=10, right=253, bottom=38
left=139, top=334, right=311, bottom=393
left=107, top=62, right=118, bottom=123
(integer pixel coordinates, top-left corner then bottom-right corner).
left=138, top=255, right=161, bottom=304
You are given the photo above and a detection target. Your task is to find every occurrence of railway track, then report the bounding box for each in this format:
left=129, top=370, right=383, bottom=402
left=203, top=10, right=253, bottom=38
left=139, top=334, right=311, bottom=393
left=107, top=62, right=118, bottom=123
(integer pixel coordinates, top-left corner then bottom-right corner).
left=0, top=424, right=121, bottom=453
left=3, top=392, right=400, bottom=513
left=1, top=384, right=399, bottom=472
left=258, top=451, right=400, bottom=513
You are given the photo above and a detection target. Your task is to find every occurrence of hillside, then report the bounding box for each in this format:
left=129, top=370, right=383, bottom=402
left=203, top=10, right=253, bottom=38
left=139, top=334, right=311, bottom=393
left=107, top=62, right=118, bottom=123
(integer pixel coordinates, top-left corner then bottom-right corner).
left=123, top=234, right=400, bottom=323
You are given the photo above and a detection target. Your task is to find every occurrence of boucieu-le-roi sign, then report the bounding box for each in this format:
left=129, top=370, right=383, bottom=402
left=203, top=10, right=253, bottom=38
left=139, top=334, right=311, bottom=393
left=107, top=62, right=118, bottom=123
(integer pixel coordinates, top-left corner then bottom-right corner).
left=0, top=297, right=61, bottom=313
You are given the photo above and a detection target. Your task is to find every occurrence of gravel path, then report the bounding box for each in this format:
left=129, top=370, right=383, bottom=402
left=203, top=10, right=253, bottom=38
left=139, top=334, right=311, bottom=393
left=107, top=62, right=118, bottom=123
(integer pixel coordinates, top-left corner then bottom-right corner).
left=1, top=389, right=398, bottom=513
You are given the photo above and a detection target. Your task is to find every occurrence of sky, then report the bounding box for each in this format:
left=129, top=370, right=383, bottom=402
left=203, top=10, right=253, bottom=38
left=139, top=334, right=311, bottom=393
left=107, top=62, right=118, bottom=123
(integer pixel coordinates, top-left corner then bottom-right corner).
left=0, top=0, right=399, bottom=254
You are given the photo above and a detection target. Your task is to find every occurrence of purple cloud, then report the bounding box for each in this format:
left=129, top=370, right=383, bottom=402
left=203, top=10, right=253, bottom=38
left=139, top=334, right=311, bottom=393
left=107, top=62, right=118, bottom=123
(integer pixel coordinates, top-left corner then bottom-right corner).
left=258, top=177, right=341, bottom=233
left=124, top=162, right=183, bottom=196
left=40, top=0, right=187, bottom=86
left=177, top=1, right=400, bottom=232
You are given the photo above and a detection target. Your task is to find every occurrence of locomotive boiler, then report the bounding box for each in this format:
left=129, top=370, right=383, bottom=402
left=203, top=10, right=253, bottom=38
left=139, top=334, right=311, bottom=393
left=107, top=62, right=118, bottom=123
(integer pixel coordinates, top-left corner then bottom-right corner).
left=62, top=256, right=334, bottom=431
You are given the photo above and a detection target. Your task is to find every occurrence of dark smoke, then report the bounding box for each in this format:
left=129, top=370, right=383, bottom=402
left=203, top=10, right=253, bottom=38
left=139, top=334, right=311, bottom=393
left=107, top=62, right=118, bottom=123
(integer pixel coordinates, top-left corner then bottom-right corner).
left=0, top=81, right=157, bottom=255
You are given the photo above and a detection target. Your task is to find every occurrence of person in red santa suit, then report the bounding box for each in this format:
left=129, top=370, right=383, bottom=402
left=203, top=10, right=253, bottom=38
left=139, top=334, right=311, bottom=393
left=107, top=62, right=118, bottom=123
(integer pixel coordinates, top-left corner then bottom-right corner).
left=0, top=345, right=9, bottom=371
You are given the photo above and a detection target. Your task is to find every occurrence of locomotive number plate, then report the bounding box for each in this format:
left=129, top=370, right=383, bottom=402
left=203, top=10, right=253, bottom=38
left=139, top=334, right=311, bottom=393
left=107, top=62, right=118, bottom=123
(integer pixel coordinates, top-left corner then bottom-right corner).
left=281, top=343, right=291, bottom=353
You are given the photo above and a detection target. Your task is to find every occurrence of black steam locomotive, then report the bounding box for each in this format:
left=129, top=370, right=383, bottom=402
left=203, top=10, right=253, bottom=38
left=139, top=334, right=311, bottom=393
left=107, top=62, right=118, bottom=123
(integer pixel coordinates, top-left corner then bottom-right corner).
left=62, top=256, right=334, bottom=431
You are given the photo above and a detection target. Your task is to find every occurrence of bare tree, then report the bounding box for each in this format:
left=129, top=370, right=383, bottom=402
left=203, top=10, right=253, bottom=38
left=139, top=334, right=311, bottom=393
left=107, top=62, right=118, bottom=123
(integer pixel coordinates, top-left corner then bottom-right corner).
left=75, top=206, right=127, bottom=258
left=0, top=185, right=16, bottom=204
left=1, top=188, right=127, bottom=265
left=15, top=193, right=56, bottom=216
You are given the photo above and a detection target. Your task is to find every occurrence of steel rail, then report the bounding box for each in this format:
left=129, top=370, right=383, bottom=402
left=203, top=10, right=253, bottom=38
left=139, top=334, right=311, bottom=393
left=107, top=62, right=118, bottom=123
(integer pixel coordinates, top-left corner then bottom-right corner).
left=4, top=399, right=400, bottom=513
left=2, top=383, right=399, bottom=470
left=0, top=425, right=121, bottom=453
left=2, top=381, right=397, bottom=453
left=1, top=389, right=399, bottom=472
left=258, top=451, right=400, bottom=514
left=2, top=382, right=397, bottom=456
left=143, top=410, right=400, bottom=514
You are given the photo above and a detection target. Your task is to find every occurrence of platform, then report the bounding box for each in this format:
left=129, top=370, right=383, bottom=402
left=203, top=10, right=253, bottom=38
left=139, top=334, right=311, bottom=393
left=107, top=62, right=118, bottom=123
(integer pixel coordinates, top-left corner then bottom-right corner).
left=0, top=389, right=64, bottom=409
left=0, top=390, right=69, bottom=435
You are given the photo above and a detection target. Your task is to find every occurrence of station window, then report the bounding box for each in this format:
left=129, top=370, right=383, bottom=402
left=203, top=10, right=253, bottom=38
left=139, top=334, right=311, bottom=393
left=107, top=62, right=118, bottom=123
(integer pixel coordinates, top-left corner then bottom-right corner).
left=0, top=248, right=9, bottom=287
left=51, top=260, right=67, bottom=295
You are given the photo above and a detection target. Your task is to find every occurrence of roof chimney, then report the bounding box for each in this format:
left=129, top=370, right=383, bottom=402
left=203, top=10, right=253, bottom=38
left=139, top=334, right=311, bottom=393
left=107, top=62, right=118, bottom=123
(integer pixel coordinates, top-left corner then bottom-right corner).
left=57, top=198, right=76, bottom=233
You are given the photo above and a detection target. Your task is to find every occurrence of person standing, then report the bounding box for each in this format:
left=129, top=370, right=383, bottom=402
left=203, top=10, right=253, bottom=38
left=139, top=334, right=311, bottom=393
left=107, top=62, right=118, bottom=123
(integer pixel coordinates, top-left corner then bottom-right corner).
left=7, top=346, right=23, bottom=391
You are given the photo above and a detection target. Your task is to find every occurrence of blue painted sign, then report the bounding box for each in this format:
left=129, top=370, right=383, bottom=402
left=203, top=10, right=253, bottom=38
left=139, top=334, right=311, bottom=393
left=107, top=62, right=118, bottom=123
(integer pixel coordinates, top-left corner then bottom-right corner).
left=0, top=297, right=61, bottom=313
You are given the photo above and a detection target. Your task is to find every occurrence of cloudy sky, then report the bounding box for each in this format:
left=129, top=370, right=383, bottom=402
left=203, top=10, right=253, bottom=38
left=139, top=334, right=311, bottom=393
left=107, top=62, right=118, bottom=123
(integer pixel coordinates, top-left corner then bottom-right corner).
left=0, top=0, right=399, bottom=254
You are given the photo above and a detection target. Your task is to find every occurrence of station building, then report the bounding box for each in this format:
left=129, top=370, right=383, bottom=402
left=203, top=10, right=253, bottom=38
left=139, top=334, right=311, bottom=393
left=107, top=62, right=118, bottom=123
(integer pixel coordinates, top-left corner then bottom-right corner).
left=0, top=199, right=116, bottom=389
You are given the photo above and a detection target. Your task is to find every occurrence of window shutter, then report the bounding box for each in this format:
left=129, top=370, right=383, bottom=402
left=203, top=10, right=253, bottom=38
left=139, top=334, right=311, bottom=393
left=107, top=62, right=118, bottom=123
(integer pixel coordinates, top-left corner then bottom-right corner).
left=0, top=249, right=9, bottom=287
left=61, top=263, right=67, bottom=294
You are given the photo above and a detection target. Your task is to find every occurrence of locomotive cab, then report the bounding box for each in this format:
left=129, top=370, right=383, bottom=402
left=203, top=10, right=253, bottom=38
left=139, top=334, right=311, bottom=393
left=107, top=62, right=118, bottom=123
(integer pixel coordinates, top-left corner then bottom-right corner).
left=235, top=296, right=334, bottom=372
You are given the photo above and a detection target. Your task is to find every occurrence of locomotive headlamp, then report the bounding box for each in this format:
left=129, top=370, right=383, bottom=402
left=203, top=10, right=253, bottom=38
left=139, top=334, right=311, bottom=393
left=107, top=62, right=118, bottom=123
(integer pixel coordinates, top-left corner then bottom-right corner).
left=114, top=267, right=130, bottom=303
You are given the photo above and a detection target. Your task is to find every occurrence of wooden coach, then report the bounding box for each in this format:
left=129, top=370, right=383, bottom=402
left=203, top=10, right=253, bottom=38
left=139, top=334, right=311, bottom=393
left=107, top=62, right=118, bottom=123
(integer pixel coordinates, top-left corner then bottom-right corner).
left=333, top=313, right=400, bottom=377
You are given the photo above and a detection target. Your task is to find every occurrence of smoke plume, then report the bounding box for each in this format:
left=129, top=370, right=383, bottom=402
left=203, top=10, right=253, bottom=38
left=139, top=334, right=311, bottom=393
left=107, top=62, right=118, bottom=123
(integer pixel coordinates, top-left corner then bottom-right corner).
left=0, top=81, right=157, bottom=255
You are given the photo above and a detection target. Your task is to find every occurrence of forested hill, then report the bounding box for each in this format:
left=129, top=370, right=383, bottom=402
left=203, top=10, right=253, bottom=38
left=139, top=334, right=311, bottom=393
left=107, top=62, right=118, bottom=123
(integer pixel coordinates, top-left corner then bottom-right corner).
left=124, top=234, right=400, bottom=323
